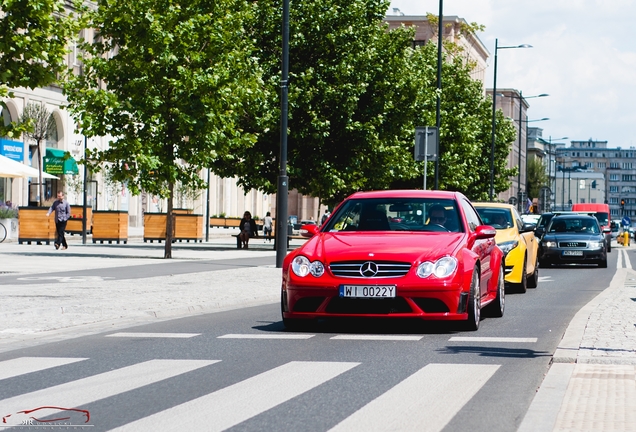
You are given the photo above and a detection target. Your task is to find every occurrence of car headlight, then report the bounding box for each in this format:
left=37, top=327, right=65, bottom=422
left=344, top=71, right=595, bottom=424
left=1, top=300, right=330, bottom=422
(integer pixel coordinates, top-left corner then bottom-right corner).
left=588, top=241, right=603, bottom=249
left=416, top=256, right=457, bottom=278
left=498, top=240, right=519, bottom=255
left=542, top=241, right=557, bottom=248
left=291, top=256, right=325, bottom=277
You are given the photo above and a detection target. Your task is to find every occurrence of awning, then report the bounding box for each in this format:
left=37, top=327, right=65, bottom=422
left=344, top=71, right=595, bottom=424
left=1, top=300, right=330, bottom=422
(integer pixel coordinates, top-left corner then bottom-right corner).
left=43, top=148, right=79, bottom=175
left=0, top=154, right=59, bottom=179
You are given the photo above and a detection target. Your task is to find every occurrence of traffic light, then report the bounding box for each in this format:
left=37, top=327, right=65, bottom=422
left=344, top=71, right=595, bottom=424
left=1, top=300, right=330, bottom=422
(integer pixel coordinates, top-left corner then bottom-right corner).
left=591, top=180, right=597, bottom=189
left=621, top=198, right=626, bottom=207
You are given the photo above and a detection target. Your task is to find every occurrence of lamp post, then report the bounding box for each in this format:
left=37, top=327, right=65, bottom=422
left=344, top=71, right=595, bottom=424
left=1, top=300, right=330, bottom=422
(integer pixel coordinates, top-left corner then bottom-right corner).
left=490, top=39, right=532, bottom=201
left=517, top=114, right=549, bottom=212
left=513, top=92, right=548, bottom=211
left=540, top=136, right=568, bottom=211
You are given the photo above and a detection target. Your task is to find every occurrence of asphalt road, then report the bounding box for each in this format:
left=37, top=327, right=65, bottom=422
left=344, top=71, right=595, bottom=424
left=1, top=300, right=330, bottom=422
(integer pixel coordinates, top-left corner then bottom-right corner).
left=0, top=252, right=616, bottom=431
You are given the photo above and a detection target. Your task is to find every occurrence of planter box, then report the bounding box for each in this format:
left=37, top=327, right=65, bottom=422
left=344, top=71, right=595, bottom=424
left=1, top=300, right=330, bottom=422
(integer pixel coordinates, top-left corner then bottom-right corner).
left=174, top=214, right=203, bottom=242
left=0, top=218, right=18, bottom=241
left=209, top=217, right=242, bottom=229
left=92, top=211, right=128, bottom=244
left=18, top=207, right=56, bottom=245
left=143, top=212, right=167, bottom=242
left=144, top=212, right=203, bottom=243
left=66, top=205, right=93, bottom=236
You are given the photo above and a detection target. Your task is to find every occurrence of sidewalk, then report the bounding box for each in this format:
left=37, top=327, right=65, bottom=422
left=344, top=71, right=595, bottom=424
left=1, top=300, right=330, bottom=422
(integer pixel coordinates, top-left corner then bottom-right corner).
left=1, top=232, right=635, bottom=431
left=519, top=243, right=636, bottom=432
left=0, top=227, right=305, bottom=353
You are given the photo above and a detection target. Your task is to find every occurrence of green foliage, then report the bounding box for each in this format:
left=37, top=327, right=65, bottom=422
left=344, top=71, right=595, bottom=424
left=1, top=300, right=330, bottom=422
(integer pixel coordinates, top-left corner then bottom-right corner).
left=527, top=157, right=548, bottom=199
left=63, top=0, right=270, bottom=256
left=0, top=0, right=85, bottom=136
left=210, top=0, right=419, bottom=207
left=0, top=207, right=18, bottom=219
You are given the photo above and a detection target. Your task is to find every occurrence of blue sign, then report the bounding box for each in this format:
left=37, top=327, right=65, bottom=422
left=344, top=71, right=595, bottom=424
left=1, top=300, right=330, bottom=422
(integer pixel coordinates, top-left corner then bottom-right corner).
left=0, top=138, right=24, bottom=162
left=622, top=216, right=631, bottom=227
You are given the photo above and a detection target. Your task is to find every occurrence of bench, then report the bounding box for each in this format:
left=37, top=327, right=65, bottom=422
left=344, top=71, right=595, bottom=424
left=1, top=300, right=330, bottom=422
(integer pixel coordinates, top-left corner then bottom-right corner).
left=232, top=233, right=306, bottom=249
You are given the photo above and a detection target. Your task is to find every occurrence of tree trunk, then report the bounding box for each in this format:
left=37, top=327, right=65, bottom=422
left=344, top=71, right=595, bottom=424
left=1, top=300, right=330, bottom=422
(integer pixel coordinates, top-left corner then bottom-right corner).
left=37, top=140, right=44, bottom=207
left=164, top=181, right=174, bottom=258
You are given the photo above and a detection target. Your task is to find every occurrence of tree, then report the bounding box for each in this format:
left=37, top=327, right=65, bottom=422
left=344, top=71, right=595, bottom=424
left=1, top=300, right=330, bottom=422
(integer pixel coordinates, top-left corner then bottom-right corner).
left=64, top=0, right=270, bottom=258
left=0, top=0, right=84, bottom=137
left=210, top=0, right=420, bottom=207
left=20, top=103, right=56, bottom=206
left=526, top=157, right=548, bottom=200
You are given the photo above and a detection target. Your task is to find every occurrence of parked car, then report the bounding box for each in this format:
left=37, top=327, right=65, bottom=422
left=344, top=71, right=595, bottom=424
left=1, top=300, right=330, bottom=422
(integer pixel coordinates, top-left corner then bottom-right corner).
left=571, top=203, right=611, bottom=252
left=520, top=213, right=540, bottom=227
left=281, top=190, right=506, bottom=331
left=539, top=214, right=608, bottom=268
left=474, top=203, right=539, bottom=293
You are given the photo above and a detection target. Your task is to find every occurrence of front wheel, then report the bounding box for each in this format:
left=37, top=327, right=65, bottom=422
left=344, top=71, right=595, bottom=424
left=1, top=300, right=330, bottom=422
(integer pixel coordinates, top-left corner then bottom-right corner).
left=514, top=258, right=528, bottom=293
left=527, top=256, right=539, bottom=288
left=484, top=265, right=505, bottom=318
left=0, top=223, right=6, bottom=243
left=461, top=269, right=481, bottom=331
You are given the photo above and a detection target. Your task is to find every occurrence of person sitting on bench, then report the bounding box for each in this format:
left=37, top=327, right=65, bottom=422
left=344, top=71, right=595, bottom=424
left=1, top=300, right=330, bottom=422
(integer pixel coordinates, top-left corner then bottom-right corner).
left=239, top=211, right=258, bottom=249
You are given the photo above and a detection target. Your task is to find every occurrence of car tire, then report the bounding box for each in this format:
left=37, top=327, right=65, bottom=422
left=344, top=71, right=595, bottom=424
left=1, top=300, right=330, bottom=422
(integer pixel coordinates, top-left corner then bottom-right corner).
left=515, top=258, right=528, bottom=294
left=461, top=269, right=481, bottom=331
left=527, top=256, right=539, bottom=288
left=281, top=292, right=307, bottom=331
left=607, top=241, right=611, bottom=253
left=539, top=259, right=551, bottom=268
left=599, top=259, right=608, bottom=268
left=484, top=265, right=505, bottom=318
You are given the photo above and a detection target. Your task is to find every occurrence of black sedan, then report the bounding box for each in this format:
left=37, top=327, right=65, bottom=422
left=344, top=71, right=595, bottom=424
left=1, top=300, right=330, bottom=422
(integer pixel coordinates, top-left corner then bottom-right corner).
left=539, top=214, right=608, bottom=268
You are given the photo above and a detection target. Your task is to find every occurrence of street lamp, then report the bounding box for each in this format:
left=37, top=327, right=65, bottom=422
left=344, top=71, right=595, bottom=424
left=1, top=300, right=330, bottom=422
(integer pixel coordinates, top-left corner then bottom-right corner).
left=490, top=39, right=532, bottom=201
left=539, top=136, right=568, bottom=210
left=516, top=109, right=549, bottom=212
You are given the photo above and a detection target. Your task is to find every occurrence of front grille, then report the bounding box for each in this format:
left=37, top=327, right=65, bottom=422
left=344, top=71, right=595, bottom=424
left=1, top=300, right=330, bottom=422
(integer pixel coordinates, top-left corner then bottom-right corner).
left=558, top=242, right=587, bottom=248
left=329, top=261, right=412, bottom=278
left=326, top=297, right=412, bottom=314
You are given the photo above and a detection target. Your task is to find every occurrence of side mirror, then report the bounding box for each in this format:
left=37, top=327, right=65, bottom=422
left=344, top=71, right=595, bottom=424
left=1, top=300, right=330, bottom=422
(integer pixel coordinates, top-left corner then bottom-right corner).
left=475, top=225, right=496, bottom=239
left=521, top=223, right=536, bottom=233
left=300, top=224, right=319, bottom=238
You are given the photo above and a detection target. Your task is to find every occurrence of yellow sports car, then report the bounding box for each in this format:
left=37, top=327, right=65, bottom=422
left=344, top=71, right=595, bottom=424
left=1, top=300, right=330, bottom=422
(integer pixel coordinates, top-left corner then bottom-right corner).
left=474, top=203, right=539, bottom=293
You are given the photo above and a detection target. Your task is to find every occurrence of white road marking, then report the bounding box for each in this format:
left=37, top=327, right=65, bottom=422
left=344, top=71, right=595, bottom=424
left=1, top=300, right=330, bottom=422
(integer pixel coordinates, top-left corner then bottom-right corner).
left=106, top=332, right=200, bottom=338
left=328, top=363, right=500, bottom=432
left=623, top=249, right=632, bottom=270
left=0, top=359, right=218, bottom=418
left=217, top=333, right=315, bottom=339
left=331, top=335, right=423, bottom=341
left=110, top=361, right=359, bottom=432
left=0, top=357, right=88, bottom=381
left=448, top=337, right=538, bottom=343
left=537, top=276, right=553, bottom=282
left=16, top=276, right=114, bottom=282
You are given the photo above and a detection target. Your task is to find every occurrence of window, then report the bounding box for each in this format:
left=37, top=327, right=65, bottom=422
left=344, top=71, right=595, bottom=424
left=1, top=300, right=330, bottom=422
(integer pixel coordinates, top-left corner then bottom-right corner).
left=598, top=162, right=606, bottom=169
left=610, top=174, right=619, bottom=181
left=610, top=186, right=619, bottom=193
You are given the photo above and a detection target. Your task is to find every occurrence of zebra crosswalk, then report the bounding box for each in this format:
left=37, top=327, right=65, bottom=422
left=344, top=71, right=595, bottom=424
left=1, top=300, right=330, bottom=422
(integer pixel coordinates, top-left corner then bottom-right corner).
left=0, top=356, right=503, bottom=431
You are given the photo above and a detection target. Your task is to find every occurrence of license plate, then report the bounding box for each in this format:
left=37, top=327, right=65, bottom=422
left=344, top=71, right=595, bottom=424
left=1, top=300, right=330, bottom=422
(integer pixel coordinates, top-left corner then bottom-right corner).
left=339, top=285, right=396, bottom=298
left=563, top=250, right=583, bottom=256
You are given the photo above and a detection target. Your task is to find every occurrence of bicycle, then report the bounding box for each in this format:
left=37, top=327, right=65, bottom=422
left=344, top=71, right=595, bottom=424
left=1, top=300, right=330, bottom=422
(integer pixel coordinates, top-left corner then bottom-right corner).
left=0, top=221, right=6, bottom=243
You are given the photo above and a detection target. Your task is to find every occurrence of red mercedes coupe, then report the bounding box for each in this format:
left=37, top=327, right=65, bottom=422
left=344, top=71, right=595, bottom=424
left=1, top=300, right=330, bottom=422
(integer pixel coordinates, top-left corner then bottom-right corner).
left=281, top=190, right=505, bottom=331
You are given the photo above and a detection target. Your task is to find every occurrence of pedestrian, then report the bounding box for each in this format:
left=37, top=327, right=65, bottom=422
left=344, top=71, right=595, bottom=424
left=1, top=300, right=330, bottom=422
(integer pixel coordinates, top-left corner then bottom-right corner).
left=239, top=211, right=258, bottom=249
left=263, top=211, right=273, bottom=242
left=47, top=191, right=71, bottom=250
left=321, top=210, right=330, bottom=225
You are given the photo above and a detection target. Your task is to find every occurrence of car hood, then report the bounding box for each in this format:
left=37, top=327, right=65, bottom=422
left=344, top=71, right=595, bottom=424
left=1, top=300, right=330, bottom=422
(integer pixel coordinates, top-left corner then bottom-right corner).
left=494, top=227, right=519, bottom=244
left=297, top=232, right=465, bottom=263
left=542, top=233, right=603, bottom=242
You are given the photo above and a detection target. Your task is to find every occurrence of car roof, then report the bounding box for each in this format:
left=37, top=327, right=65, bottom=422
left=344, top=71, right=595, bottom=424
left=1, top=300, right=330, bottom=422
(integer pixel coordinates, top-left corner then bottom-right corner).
left=551, top=214, right=597, bottom=221
left=472, top=202, right=515, bottom=210
left=346, top=190, right=465, bottom=200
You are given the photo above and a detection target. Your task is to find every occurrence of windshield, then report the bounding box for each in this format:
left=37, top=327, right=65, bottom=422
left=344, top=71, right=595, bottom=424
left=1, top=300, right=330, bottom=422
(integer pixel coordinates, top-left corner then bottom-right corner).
left=475, top=208, right=512, bottom=229
left=324, top=198, right=463, bottom=233
left=548, top=218, right=600, bottom=234
left=594, top=212, right=609, bottom=226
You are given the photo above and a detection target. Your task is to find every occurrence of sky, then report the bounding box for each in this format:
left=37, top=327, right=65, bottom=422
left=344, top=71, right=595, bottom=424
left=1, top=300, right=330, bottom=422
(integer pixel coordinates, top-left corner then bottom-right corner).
left=387, top=0, right=636, bottom=149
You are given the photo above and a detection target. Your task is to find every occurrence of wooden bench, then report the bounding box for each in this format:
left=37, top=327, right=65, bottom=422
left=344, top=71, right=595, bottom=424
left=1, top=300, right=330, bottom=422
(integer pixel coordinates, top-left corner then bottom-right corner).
left=232, top=233, right=305, bottom=249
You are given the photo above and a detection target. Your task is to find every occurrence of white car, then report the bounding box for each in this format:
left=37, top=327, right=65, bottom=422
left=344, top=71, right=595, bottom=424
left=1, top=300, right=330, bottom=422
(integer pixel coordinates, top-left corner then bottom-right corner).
left=520, top=214, right=540, bottom=226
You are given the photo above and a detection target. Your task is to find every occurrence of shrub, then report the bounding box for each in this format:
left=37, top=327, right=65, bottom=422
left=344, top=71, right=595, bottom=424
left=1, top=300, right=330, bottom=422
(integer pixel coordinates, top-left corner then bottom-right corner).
left=0, top=207, right=18, bottom=218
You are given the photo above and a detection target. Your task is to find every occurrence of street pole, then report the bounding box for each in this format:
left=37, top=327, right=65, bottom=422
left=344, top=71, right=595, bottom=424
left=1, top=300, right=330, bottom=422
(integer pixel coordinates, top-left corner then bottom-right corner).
left=82, top=135, right=87, bottom=245
left=434, top=0, right=442, bottom=190
left=489, top=38, right=498, bottom=201
left=205, top=168, right=210, bottom=242
left=275, top=0, right=290, bottom=268
left=517, top=90, right=523, bottom=212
